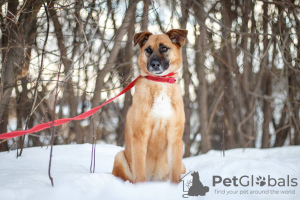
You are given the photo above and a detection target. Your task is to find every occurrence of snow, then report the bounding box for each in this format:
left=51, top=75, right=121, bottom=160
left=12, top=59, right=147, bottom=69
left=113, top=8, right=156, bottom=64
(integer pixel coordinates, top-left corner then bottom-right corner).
left=0, top=144, right=299, bottom=200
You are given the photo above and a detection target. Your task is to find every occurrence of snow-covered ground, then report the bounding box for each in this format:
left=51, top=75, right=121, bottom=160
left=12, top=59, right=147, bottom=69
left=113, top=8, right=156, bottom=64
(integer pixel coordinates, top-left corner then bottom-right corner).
left=0, top=144, right=299, bottom=200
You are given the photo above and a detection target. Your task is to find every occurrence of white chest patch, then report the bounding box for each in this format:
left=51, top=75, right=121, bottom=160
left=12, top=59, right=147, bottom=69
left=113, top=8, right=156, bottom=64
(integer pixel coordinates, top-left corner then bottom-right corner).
left=151, top=85, right=173, bottom=118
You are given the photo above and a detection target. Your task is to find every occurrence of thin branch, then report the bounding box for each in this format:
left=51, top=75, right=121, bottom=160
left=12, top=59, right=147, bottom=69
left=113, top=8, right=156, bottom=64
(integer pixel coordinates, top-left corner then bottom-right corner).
left=90, top=115, right=96, bottom=173
left=48, top=58, right=62, bottom=187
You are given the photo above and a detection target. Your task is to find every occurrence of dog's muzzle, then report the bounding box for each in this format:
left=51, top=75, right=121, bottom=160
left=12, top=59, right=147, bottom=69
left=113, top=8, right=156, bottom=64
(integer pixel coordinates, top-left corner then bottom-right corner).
left=147, top=58, right=169, bottom=75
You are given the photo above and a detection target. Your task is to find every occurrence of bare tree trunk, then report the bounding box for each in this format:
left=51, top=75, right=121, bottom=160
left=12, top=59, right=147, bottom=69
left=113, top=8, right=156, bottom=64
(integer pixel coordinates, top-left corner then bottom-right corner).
left=274, top=105, right=289, bottom=147
left=1, top=0, right=18, bottom=121
left=0, top=0, right=19, bottom=151
left=220, top=0, right=236, bottom=149
left=0, top=0, right=43, bottom=151
left=290, top=68, right=300, bottom=145
left=193, top=1, right=211, bottom=153
left=285, top=34, right=299, bottom=146
left=291, top=6, right=300, bottom=145
left=261, top=72, right=272, bottom=148
left=0, top=109, right=9, bottom=151
left=293, top=55, right=300, bottom=145
left=261, top=2, right=272, bottom=148
left=180, top=0, right=192, bottom=157
left=141, top=0, right=150, bottom=30
left=239, top=0, right=255, bottom=148
left=1, top=0, right=42, bottom=121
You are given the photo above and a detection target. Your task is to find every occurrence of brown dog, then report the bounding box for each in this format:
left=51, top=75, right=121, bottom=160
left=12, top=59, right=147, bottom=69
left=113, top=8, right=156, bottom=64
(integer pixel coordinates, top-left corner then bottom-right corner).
left=112, top=29, right=188, bottom=183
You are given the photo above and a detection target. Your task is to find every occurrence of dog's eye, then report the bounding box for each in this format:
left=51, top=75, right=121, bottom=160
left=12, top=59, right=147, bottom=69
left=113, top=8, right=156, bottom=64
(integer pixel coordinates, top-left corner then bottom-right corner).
left=161, top=47, right=168, bottom=52
left=145, top=47, right=152, bottom=54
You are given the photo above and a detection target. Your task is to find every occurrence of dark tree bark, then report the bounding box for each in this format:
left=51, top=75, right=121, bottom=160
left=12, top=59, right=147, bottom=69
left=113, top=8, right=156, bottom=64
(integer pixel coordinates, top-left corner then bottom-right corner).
left=220, top=0, right=236, bottom=149
left=194, top=0, right=211, bottom=153
left=0, top=0, right=44, bottom=151
left=141, top=0, right=150, bottom=30
left=261, top=2, right=272, bottom=148
left=274, top=105, right=289, bottom=147
left=261, top=71, right=272, bottom=148
left=180, top=0, right=192, bottom=157
left=291, top=5, right=300, bottom=145
left=238, top=0, right=255, bottom=148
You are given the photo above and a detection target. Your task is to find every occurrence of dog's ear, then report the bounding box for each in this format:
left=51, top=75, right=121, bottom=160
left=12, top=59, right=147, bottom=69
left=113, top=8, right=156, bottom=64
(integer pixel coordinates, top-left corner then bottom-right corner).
left=166, top=29, right=188, bottom=47
left=134, top=31, right=153, bottom=48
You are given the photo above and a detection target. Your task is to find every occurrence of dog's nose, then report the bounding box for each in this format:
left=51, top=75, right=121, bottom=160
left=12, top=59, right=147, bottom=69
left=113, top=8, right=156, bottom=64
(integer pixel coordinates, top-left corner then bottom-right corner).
left=150, top=60, right=161, bottom=69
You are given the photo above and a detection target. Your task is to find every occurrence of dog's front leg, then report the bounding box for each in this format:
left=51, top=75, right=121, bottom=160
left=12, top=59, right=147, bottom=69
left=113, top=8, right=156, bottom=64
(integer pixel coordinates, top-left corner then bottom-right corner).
left=131, top=130, right=149, bottom=183
left=167, top=137, right=183, bottom=183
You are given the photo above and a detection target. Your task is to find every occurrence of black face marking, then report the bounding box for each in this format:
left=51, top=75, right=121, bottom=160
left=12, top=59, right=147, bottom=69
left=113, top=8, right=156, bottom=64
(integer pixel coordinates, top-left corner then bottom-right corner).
left=146, top=47, right=170, bottom=75
left=145, top=46, right=153, bottom=55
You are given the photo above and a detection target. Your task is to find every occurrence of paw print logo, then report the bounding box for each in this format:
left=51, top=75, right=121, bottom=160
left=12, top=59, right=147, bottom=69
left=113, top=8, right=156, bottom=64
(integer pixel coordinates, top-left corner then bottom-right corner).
left=256, top=176, right=266, bottom=186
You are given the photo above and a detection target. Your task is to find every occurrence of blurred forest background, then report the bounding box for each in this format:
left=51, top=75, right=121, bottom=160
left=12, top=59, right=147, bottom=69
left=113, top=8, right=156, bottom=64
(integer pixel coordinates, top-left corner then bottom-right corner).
left=0, top=0, right=299, bottom=157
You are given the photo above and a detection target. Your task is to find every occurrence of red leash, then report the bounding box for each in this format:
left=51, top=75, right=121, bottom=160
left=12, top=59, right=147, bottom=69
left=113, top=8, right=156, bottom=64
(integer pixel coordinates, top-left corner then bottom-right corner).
left=0, top=73, right=176, bottom=140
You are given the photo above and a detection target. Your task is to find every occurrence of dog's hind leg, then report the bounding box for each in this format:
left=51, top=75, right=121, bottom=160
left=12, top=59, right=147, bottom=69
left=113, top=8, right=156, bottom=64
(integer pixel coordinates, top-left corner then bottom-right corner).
left=112, top=151, right=133, bottom=182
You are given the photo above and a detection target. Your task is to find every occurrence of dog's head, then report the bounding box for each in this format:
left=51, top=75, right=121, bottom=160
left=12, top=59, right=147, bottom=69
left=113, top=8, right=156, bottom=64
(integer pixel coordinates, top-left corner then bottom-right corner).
left=134, top=29, right=188, bottom=76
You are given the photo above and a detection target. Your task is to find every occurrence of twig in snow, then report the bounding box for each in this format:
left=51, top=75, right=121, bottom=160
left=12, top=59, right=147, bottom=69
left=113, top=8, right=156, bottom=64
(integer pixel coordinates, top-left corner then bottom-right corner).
left=48, top=59, right=62, bottom=187
left=90, top=115, right=96, bottom=173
